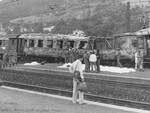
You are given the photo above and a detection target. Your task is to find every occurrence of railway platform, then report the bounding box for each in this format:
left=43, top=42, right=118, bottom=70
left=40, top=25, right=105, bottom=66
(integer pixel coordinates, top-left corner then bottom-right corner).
left=0, top=86, right=149, bottom=113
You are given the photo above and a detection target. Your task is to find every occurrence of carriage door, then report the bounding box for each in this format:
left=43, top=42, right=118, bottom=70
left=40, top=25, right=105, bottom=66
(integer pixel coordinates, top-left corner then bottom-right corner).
left=146, top=36, right=150, bottom=56
left=17, top=38, right=25, bottom=54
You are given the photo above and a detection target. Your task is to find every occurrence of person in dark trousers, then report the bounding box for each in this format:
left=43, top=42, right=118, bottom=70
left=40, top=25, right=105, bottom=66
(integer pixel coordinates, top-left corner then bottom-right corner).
left=89, top=51, right=97, bottom=72
left=65, top=49, right=69, bottom=63
left=69, top=48, right=73, bottom=63
left=96, top=49, right=101, bottom=72
left=83, top=51, right=90, bottom=72
left=2, top=52, right=8, bottom=68
left=116, top=48, right=122, bottom=67
left=138, top=49, right=144, bottom=71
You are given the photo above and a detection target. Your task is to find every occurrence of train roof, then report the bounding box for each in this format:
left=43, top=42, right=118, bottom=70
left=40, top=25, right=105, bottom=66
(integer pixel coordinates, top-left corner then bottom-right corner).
left=19, top=33, right=90, bottom=41
left=135, top=27, right=150, bottom=36
left=0, top=34, right=9, bottom=40
left=113, top=33, right=136, bottom=38
left=114, top=28, right=150, bottom=37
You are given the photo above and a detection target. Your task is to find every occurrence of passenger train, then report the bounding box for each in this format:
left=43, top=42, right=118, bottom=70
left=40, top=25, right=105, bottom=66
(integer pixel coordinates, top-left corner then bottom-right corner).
left=0, top=31, right=150, bottom=67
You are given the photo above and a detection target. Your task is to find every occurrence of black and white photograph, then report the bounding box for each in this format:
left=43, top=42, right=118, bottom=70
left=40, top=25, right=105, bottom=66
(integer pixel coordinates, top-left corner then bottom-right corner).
left=0, top=0, right=150, bottom=113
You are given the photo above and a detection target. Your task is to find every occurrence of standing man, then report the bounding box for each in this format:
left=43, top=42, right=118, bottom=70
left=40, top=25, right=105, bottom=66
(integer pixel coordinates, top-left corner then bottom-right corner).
left=69, top=55, right=85, bottom=104
left=96, top=49, right=101, bottom=72
left=89, top=51, right=97, bottom=72
left=65, top=49, right=69, bottom=63
left=83, top=51, right=90, bottom=72
left=116, top=48, right=122, bottom=67
left=138, top=49, right=144, bottom=71
left=2, top=52, right=8, bottom=68
left=134, top=49, right=139, bottom=70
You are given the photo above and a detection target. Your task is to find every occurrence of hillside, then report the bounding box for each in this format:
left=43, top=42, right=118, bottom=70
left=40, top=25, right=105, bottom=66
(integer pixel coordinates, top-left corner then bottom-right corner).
left=0, top=0, right=145, bottom=36
left=0, top=0, right=117, bottom=23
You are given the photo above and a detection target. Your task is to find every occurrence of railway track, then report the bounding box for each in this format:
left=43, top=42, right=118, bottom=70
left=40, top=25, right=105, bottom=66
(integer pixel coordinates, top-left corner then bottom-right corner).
left=1, top=69, right=150, bottom=110
left=2, top=80, right=150, bottom=111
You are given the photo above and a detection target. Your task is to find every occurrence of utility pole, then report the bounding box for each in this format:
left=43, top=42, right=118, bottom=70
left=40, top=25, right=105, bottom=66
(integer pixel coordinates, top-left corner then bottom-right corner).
left=126, top=2, right=131, bottom=32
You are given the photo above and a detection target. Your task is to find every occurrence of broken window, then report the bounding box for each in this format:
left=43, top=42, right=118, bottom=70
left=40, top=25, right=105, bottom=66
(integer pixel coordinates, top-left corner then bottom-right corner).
left=38, top=40, right=43, bottom=47
left=29, top=39, right=34, bottom=47
left=47, top=40, right=53, bottom=48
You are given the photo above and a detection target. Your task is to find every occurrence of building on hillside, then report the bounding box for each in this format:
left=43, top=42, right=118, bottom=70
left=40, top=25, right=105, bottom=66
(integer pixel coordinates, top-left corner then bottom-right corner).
left=122, top=0, right=150, bottom=8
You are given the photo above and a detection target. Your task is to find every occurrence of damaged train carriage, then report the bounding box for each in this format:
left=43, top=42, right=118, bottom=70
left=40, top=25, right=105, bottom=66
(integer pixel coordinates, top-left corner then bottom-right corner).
left=19, top=34, right=90, bottom=63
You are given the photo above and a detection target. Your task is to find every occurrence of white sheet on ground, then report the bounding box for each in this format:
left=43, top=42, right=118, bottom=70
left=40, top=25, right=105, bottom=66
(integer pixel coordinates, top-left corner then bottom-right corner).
left=24, top=62, right=40, bottom=66
left=57, top=63, right=136, bottom=73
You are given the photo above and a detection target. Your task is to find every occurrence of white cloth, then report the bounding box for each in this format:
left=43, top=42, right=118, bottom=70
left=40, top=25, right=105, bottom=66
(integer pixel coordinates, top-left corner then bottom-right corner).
left=69, top=59, right=84, bottom=79
left=135, top=52, right=138, bottom=63
left=89, top=54, right=97, bottom=62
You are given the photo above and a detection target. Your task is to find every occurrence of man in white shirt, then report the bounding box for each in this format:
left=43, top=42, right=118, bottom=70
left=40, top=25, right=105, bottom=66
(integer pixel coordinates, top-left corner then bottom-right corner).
left=69, top=55, right=85, bottom=104
left=89, top=51, right=97, bottom=72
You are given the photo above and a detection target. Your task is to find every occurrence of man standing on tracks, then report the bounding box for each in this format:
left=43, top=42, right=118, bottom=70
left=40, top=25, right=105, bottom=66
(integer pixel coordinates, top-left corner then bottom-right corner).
left=69, top=54, right=85, bottom=104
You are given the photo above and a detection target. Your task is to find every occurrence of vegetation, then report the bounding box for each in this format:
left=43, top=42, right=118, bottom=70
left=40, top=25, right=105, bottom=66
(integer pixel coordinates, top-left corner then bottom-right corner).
left=1, top=0, right=147, bottom=37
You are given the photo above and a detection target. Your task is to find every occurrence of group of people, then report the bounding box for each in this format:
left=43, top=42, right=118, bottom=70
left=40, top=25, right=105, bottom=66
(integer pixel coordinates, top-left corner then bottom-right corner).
left=65, top=48, right=80, bottom=63
left=83, top=50, right=101, bottom=72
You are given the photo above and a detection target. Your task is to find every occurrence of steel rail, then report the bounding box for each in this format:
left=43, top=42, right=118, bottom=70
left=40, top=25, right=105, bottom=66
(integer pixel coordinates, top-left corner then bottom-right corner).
left=2, top=80, right=150, bottom=110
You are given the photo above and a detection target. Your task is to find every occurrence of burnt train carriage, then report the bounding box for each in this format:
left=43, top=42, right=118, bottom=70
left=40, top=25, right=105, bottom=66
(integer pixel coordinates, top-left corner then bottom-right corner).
left=113, top=30, right=150, bottom=67
left=4, top=33, right=139, bottom=66
left=0, top=34, right=25, bottom=66
left=5, top=34, right=25, bottom=65
left=113, top=33, right=138, bottom=66
left=2, top=32, right=148, bottom=67
left=18, top=33, right=90, bottom=63
left=135, top=28, right=150, bottom=66
left=90, top=33, right=138, bottom=66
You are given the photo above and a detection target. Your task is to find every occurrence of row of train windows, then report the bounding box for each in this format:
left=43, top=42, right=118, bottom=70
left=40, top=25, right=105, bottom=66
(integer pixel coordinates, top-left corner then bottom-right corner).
left=28, top=40, right=53, bottom=48
left=27, top=39, right=75, bottom=49
left=0, top=40, right=7, bottom=46
left=27, top=39, right=87, bottom=49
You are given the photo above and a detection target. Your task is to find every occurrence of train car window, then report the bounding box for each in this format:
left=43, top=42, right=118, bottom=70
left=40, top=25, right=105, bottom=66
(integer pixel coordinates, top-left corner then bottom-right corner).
left=0, top=40, right=2, bottom=46
left=47, top=40, right=53, bottom=48
left=138, top=38, right=144, bottom=49
left=38, top=40, right=43, bottom=47
left=105, top=39, right=113, bottom=49
left=57, top=40, right=63, bottom=48
left=95, top=39, right=106, bottom=50
left=78, top=41, right=87, bottom=49
left=29, top=39, right=34, bottom=47
left=67, top=41, right=74, bottom=48
left=147, top=40, right=150, bottom=48
left=12, top=39, right=15, bottom=45
left=132, top=39, right=137, bottom=47
left=24, top=40, right=27, bottom=47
